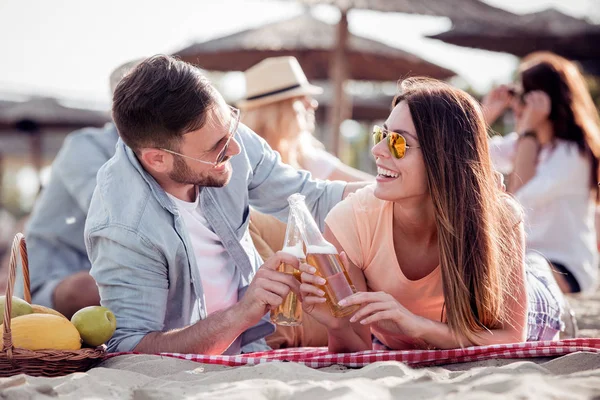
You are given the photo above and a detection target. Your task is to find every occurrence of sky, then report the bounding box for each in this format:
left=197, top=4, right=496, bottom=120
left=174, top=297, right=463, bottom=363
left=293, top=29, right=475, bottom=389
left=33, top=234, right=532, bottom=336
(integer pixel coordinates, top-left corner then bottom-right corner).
left=0, top=0, right=598, bottom=108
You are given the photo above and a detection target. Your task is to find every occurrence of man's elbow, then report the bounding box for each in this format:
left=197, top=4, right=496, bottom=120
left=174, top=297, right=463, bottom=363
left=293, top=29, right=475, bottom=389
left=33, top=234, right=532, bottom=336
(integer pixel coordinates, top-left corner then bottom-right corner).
left=106, top=331, right=148, bottom=354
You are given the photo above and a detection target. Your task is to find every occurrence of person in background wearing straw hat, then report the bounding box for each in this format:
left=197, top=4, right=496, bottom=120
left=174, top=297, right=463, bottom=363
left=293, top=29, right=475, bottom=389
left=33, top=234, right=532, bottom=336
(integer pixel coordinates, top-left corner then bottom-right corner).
left=14, top=59, right=141, bottom=319
left=85, top=55, right=368, bottom=355
left=239, top=56, right=374, bottom=182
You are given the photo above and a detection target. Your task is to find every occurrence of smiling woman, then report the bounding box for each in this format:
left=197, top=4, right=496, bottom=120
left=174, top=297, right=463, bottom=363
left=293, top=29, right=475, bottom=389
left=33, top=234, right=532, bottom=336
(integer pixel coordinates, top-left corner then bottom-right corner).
left=299, top=77, right=566, bottom=352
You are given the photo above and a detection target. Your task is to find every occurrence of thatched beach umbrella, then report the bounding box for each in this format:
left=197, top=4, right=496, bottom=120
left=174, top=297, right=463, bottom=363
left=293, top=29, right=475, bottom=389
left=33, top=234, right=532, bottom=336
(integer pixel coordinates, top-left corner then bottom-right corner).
left=428, top=9, right=600, bottom=74
left=174, top=13, right=454, bottom=153
left=273, top=0, right=515, bottom=153
left=315, top=82, right=393, bottom=122
left=0, top=97, right=110, bottom=130
left=296, top=0, right=516, bottom=21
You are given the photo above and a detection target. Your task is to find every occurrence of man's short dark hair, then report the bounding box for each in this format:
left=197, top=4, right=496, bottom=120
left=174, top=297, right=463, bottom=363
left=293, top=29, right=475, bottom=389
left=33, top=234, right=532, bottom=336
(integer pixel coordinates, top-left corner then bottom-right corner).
left=112, top=55, right=218, bottom=151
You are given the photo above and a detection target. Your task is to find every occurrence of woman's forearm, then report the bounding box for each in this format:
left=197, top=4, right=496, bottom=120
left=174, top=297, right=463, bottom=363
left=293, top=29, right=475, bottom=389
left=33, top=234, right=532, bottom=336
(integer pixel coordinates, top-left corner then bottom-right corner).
left=327, top=322, right=372, bottom=353
left=508, top=136, right=539, bottom=194
left=416, top=317, right=526, bottom=350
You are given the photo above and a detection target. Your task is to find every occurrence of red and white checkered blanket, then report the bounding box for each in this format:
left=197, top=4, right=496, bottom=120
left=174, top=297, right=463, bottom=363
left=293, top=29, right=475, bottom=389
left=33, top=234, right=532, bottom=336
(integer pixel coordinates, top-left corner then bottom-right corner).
left=109, top=338, right=600, bottom=368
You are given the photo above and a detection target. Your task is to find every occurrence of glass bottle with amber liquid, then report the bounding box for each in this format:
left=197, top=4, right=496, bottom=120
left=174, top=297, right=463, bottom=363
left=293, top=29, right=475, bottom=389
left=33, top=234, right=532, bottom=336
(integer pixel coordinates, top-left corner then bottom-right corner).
left=288, top=194, right=359, bottom=318
left=270, top=210, right=305, bottom=326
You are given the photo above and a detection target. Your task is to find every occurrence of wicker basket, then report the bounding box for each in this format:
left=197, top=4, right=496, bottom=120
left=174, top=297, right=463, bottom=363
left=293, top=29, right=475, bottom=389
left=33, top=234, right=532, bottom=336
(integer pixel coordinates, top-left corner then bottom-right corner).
left=0, top=233, right=106, bottom=377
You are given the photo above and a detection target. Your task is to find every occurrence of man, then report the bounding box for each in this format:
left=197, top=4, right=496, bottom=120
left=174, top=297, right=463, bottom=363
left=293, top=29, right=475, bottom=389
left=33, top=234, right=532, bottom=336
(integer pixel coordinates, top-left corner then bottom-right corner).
left=85, top=55, right=365, bottom=355
left=22, top=60, right=140, bottom=317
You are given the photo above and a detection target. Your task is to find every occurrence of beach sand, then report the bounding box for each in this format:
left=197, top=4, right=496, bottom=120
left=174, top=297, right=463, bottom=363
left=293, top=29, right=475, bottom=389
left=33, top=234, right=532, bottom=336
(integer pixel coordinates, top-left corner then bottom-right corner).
left=0, top=291, right=599, bottom=399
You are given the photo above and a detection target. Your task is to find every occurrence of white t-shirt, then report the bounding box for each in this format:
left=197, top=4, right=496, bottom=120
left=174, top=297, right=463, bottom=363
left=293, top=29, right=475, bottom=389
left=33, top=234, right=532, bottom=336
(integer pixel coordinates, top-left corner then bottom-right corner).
left=489, top=132, right=599, bottom=292
left=167, top=191, right=240, bottom=315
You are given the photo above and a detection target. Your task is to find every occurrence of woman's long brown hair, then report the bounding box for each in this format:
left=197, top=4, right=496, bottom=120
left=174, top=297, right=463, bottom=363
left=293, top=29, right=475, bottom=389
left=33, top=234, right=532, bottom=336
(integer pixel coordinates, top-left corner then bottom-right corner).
left=393, top=78, right=521, bottom=345
left=519, top=51, right=600, bottom=193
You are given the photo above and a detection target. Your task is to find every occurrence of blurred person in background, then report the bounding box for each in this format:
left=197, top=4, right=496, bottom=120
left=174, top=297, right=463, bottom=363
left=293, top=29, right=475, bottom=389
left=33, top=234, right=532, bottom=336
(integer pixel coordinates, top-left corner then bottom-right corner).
left=483, top=51, right=600, bottom=295
left=238, top=56, right=374, bottom=182
left=20, top=59, right=141, bottom=317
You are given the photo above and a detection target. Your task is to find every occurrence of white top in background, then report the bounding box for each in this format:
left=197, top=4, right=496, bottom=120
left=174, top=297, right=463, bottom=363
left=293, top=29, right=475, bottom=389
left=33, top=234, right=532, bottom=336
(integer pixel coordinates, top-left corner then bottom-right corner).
left=489, top=132, right=598, bottom=292
left=167, top=191, right=240, bottom=315
left=299, top=132, right=341, bottom=180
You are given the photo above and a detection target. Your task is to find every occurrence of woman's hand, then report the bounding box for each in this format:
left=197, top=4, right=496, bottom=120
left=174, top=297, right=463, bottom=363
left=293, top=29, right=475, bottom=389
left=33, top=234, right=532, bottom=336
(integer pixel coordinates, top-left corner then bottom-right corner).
left=481, top=85, right=512, bottom=125
left=519, top=90, right=551, bottom=134
left=339, top=291, right=426, bottom=339
left=299, top=252, right=352, bottom=330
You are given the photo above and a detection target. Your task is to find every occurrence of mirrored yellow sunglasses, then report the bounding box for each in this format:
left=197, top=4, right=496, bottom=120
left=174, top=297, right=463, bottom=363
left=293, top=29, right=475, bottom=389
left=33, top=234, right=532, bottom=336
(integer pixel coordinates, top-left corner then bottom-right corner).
left=372, top=125, right=420, bottom=159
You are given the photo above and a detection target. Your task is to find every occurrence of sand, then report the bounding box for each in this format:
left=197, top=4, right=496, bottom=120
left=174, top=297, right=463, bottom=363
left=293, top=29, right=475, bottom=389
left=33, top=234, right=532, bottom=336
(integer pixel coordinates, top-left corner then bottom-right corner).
left=0, top=291, right=598, bottom=399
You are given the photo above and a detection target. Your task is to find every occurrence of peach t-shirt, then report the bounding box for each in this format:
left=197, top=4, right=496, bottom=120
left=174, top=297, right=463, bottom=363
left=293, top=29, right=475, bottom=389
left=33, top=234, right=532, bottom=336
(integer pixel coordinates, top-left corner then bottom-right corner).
left=325, top=185, right=444, bottom=349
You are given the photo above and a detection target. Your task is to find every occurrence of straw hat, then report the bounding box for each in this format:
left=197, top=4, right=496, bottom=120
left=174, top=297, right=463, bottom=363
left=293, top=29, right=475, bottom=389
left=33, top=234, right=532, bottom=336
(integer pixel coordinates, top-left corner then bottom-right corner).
left=237, top=56, right=323, bottom=110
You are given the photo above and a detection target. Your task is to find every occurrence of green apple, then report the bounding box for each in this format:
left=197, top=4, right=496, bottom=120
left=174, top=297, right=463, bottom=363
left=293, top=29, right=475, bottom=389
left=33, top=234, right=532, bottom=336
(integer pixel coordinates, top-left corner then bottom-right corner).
left=71, top=306, right=116, bottom=347
left=0, top=295, right=33, bottom=323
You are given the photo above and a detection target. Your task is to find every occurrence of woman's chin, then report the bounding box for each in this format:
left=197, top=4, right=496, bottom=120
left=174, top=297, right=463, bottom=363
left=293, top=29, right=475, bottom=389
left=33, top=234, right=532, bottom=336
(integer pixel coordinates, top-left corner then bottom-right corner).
left=373, top=184, right=400, bottom=202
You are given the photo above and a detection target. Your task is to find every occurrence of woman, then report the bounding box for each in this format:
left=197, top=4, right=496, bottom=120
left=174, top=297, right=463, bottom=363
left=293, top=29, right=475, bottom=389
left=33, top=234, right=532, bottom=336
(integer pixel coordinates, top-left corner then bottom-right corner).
left=239, top=56, right=373, bottom=182
left=483, top=52, right=600, bottom=294
left=299, top=78, right=564, bottom=352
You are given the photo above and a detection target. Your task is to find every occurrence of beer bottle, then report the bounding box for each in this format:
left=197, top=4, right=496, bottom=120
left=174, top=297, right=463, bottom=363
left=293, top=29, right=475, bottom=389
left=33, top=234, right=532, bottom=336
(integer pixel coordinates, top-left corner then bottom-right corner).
left=288, top=194, right=359, bottom=318
left=270, top=210, right=304, bottom=326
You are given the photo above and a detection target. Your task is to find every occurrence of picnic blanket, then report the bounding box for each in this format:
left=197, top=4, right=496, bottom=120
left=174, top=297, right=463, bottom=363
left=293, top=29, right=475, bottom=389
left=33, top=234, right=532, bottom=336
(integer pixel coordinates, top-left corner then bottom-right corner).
left=108, top=338, right=600, bottom=368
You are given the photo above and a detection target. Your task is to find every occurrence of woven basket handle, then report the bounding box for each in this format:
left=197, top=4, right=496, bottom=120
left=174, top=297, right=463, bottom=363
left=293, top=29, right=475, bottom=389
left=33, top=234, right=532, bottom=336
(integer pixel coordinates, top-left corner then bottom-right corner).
left=3, top=233, right=31, bottom=354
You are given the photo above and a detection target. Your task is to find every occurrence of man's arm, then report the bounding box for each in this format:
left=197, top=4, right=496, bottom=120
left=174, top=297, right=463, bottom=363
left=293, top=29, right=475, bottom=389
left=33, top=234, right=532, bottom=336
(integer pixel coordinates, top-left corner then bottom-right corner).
left=328, top=163, right=374, bottom=183
left=87, top=227, right=171, bottom=353
left=133, top=300, right=252, bottom=354
left=241, top=124, right=367, bottom=229
left=134, top=249, right=302, bottom=355
left=88, top=225, right=300, bottom=354
left=342, top=182, right=370, bottom=200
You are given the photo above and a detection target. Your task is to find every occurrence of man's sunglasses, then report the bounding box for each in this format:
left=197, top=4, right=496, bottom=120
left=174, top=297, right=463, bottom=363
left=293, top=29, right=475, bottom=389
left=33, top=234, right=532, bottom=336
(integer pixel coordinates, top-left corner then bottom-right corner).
left=160, top=106, right=240, bottom=166
left=372, top=125, right=420, bottom=159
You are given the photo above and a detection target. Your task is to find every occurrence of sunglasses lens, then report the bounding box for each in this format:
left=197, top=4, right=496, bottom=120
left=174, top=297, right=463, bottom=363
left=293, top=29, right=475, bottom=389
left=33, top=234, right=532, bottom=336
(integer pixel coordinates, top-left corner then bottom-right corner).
left=389, top=133, right=406, bottom=159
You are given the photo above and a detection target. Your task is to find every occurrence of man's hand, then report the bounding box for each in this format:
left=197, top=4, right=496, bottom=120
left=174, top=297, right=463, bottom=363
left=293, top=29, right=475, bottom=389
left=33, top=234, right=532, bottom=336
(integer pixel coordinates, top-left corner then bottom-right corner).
left=235, top=251, right=301, bottom=327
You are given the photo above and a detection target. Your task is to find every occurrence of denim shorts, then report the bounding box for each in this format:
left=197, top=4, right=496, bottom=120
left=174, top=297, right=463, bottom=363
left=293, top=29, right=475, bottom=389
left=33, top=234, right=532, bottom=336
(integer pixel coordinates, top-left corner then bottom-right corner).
left=525, top=252, right=565, bottom=341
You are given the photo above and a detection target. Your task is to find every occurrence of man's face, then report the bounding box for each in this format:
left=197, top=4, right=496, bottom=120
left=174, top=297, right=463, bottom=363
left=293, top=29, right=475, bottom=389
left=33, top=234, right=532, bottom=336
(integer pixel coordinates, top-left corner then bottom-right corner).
left=166, top=99, right=241, bottom=188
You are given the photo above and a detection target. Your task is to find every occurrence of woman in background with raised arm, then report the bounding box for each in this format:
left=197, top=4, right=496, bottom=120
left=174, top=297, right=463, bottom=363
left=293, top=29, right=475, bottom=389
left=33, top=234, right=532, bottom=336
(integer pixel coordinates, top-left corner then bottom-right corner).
left=483, top=52, right=600, bottom=294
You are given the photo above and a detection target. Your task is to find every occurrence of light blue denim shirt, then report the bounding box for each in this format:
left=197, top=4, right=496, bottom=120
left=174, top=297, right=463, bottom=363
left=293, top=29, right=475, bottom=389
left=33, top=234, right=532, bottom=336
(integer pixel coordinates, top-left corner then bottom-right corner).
left=85, top=123, right=346, bottom=354
left=21, top=124, right=119, bottom=307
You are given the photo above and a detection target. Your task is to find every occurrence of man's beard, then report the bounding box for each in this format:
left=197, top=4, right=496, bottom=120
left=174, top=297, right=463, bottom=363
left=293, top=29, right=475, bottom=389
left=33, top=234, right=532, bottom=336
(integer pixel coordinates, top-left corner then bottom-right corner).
left=168, top=155, right=231, bottom=187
